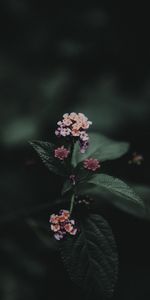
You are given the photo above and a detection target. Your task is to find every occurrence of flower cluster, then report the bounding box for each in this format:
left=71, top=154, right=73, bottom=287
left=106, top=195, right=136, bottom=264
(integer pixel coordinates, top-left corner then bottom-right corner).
left=54, top=146, right=70, bottom=160
left=75, top=195, right=94, bottom=207
left=83, top=158, right=100, bottom=171
left=55, top=112, right=92, bottom=153
left=128, top=152, right=144, bottom=165
left=49, top=209, right=77, bottom=240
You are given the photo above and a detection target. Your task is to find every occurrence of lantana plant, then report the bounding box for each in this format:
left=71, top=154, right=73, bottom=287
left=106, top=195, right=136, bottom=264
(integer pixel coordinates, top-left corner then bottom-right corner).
left=29, top=112, right=145, bottom=300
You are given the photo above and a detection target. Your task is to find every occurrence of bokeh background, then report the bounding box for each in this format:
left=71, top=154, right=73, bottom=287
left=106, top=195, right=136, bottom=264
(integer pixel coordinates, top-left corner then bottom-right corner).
left=0, top=1, right=150, bottom=299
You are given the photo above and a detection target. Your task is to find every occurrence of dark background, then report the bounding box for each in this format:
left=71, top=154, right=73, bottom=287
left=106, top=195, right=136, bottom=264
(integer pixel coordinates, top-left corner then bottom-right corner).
left=0, top=1, right=150, bottom=299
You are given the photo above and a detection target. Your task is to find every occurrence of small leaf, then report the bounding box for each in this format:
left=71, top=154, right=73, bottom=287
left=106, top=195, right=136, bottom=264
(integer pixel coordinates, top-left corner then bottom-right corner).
left=78, top=174, right=145, bottom=218
left=60, top=214, right=118, bottom=299
left=132, top=185, right=150, bottom=219
left=72, top=132, right=129, bottom=167
left=29, top=140, right=66, bottom=176
left=61, top=179, right=72, bottom=195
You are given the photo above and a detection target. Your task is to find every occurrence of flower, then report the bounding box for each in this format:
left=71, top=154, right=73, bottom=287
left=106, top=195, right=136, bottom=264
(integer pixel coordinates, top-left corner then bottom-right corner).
left=54, top=233, right=64, bottom=240
left=51, top=224, right=60, bottom=232
left=83, top=158, right=100, bottom=171
left=55, top=113, right=92, bottom=153
left=75, top=195, right=94, bottom=208
left=79, top=140, right=89, bottom=153
left=59, top=209, right=70, bottom=219
left=63, top=118, right=72, bottom=126
left=72, top=129, right=80, bottom=136
left=72, top=122, right=82, bottom=130
left=59, top=127, right=71, bottom=136
left=49, top=214, right=59, bottom=224
left=55, top=130, right=61, bottom=137
left=80, top=131, right=89, bottom=141
left=128, top=152, right=144, bottom=165
left=70, top=228, right=77, bottom=235
left=69, top=174, right=76, bottom=185
left=69, top=112, right=79, bottom=121
left=49, top=209, right=78, bottom=240
left=54, top=146, right=70, bottom=160
left=64, top=223, right=74, bottom=233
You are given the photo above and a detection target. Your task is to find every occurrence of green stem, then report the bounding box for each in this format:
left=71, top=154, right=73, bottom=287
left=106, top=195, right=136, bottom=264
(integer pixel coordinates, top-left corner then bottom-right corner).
left=69, top=193, right=75, bottom=215
left=69, top=140, right=76, bottom=215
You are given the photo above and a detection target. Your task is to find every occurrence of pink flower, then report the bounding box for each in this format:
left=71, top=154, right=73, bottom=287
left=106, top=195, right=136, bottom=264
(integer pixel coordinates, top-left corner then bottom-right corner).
left=72, top=129, right=80, bottom=136
left=60, top=127, right=71, bottom=136
left=78, top=113, right=88, bottom=120
left=80, top=131, right=89, bottom=141
left=69, top=112, right=79, bottom=121
left=55, top=112, right=92, bottom=153
left=49, top=209, right=78, bottom=240
left=55, top=130, right=61, bottom=136
left=60, top=209, right=70, bottom=219
left=49, top=214, right=59, bottom=224
left=81, top=121, right=90, bottom=129
left=54, top=146, right=70, bottom=160
left=64, top=223, right=74, bottom=233
left=70, top=219, right=75, bottom=225
left=51, top=224, right=60, bottom=232
left=57, top=121, right=63, bottom=126
left=63, top=118, right=72, bottom=126
left=72, top=122, right=82, bottom=130
left=83, top=158, right=100, bottom=171
left=63, top=113, right=69, bottom=118
left=70, top=228, right=77, bottom=235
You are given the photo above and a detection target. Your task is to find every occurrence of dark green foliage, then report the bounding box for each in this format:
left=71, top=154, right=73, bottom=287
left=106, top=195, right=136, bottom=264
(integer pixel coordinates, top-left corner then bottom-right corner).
left=29, top=141, right=67, bottom=176
left=78, top=174, right=145, bottom=218
left=61, top=179, right=73, bottom=195
left=60, top=214, right=118, bottom=299
left=72, top=133, right=129, bottom=167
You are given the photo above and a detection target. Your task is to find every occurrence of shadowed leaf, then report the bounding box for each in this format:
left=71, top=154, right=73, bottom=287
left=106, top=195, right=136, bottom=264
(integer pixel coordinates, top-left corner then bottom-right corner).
left=72, top=132, right=129, bottom=167
left=29, top=140, right=66, bottom=176
left=78, top=174, right=145, bottom=218
left=60, top=214, right=118, bottom=299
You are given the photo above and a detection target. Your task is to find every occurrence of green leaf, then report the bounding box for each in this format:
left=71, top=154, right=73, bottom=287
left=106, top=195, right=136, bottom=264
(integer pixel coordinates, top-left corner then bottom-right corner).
left=132, top=185, right=150, bottom=219
left=72, top=132, right=129, bottom=167
left=60, top=214, right=118, bottom=299
left=78, top=174, right=145, bottom=218
left=61, top=179, right=72, bottom=195
left=29, top=140, right=66, bottom=176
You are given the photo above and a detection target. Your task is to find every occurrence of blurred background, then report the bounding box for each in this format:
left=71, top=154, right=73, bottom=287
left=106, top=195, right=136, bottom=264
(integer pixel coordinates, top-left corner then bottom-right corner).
left=0, top=1, right=150, bottom=299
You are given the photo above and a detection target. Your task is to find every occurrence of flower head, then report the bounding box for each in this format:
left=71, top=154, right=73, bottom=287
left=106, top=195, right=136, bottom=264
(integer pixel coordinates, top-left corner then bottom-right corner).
left=83, top=158, right=100, bottom=171
left=54, top=146, right=70, bottom=160
left=128, top=152, right=144, bottom=165
left=49, top=209, right=78, bottom=240
left=55, top=113, right=92, bottom=153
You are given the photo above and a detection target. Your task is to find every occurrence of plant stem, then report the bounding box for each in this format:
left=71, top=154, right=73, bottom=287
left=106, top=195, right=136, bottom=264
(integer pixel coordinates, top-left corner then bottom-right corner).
left=68, top=139, right=75, bottom=215
left=69, top=193, right=75, bottom=215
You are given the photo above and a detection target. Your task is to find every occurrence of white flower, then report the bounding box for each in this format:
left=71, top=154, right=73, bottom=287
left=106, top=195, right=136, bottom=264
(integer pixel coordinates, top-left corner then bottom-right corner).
left=60, top=127, right=71, bottom=136
left=80, top=131, right=89, bottom=141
